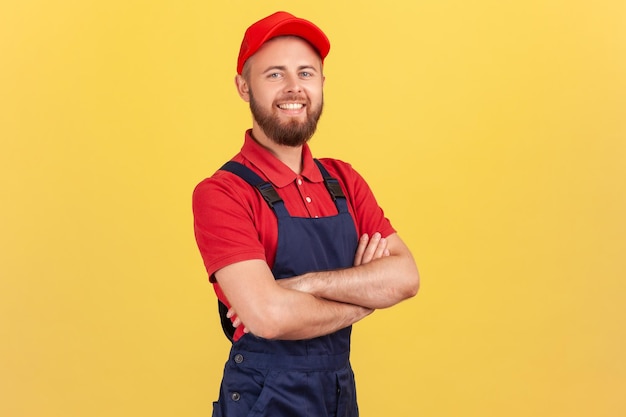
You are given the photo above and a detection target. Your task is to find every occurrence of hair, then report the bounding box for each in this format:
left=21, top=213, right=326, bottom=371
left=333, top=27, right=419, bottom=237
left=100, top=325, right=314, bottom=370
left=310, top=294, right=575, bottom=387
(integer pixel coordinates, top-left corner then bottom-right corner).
left=241, top=59, right=252, bottom=81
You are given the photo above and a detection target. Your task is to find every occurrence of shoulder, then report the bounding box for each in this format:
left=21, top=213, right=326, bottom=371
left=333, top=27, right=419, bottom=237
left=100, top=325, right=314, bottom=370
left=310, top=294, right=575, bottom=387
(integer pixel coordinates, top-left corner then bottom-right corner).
left=194, top=170, right=242, bottom=201
left=194, top=154, right=256, bottom=195
left=315, top=156, right=352, bottom=170
left=192, top=161, right=260, bottom=215
left=316, top=157, right=360, bottom=178
left=315, top=157, right=369, bottom=189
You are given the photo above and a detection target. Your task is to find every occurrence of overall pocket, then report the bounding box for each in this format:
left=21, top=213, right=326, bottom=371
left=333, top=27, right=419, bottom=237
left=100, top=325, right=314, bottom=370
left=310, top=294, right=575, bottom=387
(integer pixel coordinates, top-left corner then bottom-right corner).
left=335, top=366, right=359, bottom=417
left=218, top=363, right=274, bottom=417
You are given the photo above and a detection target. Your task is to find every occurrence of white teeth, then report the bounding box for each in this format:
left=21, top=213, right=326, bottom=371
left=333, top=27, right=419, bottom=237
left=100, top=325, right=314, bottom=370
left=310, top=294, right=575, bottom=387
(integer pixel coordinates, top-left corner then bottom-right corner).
left=278, top=103, right=303, bottom=110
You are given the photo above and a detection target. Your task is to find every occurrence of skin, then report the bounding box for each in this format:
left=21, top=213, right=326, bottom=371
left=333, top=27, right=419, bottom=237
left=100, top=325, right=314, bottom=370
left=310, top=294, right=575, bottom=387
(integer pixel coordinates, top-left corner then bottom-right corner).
left=235, top=36, right=324, bottom=173
left=218, top=36, right=420, bottom=340
left=229, top=232, right=392, bottom=333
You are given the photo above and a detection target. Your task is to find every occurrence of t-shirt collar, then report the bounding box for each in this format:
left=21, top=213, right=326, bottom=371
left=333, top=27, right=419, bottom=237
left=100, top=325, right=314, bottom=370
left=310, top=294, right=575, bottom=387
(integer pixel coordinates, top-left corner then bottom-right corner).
left=240, top=130, right=324, bottom=188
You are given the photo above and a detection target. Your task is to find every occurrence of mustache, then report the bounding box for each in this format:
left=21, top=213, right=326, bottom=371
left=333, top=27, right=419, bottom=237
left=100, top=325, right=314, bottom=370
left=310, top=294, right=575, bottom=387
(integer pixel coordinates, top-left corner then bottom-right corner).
left=276, top=94, right=308, bottom=103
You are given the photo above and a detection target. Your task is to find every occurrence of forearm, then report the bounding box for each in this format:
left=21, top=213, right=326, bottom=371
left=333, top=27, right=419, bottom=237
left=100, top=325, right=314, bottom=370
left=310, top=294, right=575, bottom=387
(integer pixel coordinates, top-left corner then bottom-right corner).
left=216, top=259, right=373, bottom=341
left=282, top=234, right=419, bottom=309
left=257, top=289, right=373, bottom=340
left=305, top=256, right=417, bottom=308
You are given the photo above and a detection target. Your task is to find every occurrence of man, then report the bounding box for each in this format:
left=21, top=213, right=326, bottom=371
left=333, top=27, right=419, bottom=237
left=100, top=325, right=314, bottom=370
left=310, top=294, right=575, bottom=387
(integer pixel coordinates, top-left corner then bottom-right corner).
left=193, top=11, right=419, bottom=417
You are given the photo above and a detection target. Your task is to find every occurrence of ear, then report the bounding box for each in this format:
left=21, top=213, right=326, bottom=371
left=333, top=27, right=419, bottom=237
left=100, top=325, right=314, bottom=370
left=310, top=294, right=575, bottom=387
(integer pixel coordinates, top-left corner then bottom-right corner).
left=235, top=74, right=250, bottom=102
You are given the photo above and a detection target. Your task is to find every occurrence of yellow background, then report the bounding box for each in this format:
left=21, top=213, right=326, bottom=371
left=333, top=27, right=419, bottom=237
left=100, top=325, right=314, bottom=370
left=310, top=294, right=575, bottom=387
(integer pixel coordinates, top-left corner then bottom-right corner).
left=1, top=1, right=625, bottom=416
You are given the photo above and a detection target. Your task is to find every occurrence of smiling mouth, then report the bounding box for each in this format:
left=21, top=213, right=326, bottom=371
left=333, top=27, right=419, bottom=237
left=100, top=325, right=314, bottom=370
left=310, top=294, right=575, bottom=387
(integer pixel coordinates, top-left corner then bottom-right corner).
left=278, top=103, right=304, bottom=110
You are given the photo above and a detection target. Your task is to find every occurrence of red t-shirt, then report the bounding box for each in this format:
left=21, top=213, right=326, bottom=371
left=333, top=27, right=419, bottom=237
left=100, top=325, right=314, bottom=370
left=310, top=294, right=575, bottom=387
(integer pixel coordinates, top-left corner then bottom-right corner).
left=193, top=130, right=395, bottom=281
left=193, top=131, right=396, bottom=340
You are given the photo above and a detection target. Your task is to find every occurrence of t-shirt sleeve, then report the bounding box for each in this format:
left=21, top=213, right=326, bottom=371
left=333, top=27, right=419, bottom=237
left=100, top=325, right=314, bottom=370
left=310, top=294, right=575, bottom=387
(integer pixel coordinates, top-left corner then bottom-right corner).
left=192, top=173, right=266, bottom=282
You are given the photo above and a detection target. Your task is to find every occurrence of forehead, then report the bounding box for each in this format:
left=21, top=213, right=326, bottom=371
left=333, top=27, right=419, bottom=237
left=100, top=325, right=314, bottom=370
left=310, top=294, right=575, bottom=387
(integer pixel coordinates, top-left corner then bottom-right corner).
left=247, top=36, right=322, bottom=72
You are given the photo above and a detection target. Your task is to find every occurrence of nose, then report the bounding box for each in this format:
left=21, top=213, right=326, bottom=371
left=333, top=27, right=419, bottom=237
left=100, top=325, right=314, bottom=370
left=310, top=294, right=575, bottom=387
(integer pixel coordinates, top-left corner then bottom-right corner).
left=283, top=73, right=302, bottom=94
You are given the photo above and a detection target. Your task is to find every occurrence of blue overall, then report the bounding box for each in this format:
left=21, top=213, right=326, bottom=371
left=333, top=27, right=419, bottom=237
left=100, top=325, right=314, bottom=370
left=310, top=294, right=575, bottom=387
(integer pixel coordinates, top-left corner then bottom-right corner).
left=212, top=160, right=360, bottom=417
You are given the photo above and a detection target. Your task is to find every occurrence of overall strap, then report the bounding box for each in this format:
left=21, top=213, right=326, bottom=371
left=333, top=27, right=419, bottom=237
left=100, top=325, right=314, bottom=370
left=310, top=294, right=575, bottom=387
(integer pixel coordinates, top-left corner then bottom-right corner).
left=313, top=159, right=350, bottom=213
left=220, top=161, right=290, bottom=217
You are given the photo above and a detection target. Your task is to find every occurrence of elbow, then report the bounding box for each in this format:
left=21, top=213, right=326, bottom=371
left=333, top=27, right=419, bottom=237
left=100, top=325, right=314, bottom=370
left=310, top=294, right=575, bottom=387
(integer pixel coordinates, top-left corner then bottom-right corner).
left=405, top=279, right=419, bottom=300
left=245, top=322, right=281, bottom=340
left=393, top=276, right=419, bottom=305
left=394, top=264, right=420, bottom=304
left=376, top=274, right=419, bottom=309
left=392, top=252, right=420, bottom=302
left=242, top=306, right=286, bottom=340
left=406, top=267, right=420, bottom=299
left=249, top=325, right=282, bottom=340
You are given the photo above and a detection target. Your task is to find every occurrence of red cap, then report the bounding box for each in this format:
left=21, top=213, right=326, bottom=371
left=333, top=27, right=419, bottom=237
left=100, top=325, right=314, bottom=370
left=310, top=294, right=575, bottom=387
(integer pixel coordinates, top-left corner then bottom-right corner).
left=237, top=11, right=330, bottom=74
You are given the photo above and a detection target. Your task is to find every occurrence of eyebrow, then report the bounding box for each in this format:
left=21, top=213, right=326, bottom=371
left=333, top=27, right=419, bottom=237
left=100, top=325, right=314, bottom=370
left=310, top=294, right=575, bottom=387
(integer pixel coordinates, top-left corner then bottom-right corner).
left=261, top=65, right=319, bottom=74
left=262, top=65, right=286, bottom=74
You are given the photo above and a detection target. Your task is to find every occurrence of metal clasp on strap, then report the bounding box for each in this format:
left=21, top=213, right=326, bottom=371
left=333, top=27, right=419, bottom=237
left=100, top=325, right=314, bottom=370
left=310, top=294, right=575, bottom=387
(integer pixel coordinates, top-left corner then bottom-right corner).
left=313, top=158, right=346, bottom=202
left=256, top=182, right=283, bottom=207
left=324, top=178, right=345, bottom=201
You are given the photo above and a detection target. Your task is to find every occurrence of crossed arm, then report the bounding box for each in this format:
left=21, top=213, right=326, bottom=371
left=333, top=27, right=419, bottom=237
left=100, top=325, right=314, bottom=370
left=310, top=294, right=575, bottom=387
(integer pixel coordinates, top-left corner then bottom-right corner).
left=215, top=232, right=419, bottom=341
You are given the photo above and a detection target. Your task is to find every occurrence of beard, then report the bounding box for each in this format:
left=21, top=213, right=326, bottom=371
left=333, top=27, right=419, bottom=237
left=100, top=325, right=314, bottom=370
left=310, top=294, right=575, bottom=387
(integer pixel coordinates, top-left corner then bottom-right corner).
left=249, top=90, right=324, bottom=147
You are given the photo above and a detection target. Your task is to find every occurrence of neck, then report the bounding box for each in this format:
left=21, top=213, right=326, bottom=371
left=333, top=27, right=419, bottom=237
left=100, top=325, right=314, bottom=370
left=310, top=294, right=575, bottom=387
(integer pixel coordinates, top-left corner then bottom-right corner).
left=250, top=125, right=304, bottom=174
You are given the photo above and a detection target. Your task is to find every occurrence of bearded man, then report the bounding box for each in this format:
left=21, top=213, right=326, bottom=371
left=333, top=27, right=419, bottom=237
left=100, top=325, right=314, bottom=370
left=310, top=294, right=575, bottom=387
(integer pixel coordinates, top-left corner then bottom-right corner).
left=192, top=11, right=419, bottom=417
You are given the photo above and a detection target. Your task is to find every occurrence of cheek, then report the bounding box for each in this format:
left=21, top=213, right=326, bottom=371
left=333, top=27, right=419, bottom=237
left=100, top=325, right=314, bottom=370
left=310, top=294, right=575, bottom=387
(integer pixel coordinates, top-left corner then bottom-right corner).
left=307, top=84, right=324, bottom=101
left=249, top=81, right=277, bottom=102
left=256, top=90, right=280, bottom=107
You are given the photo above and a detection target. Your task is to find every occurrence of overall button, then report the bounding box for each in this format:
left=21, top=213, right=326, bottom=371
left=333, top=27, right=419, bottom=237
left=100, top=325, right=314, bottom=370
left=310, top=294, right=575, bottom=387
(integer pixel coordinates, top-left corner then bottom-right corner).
left=234, top=354, right=244, bottom=364
left=231, top=392, right=241, bottom=401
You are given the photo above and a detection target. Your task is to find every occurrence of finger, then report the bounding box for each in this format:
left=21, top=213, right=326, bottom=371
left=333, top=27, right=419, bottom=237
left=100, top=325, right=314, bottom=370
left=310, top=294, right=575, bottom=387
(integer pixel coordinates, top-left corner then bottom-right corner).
left=353, top=233, right=369, bottom=266
left=373, top=237, right=387, bottom=259
left=361, top=232, right=381, bottom=263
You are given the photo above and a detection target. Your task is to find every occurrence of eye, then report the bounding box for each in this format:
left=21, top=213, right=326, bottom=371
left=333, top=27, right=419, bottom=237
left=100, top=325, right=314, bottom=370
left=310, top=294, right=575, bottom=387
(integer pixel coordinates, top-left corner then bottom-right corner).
left=268, top=72, right=282, bottom=79
left=300, top=71, right=313, bottom=78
